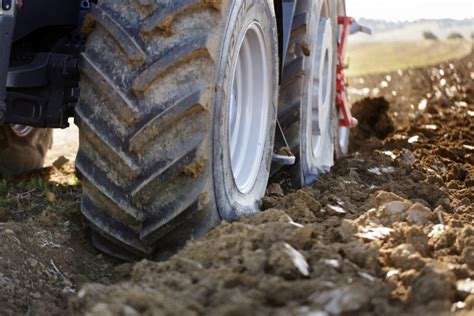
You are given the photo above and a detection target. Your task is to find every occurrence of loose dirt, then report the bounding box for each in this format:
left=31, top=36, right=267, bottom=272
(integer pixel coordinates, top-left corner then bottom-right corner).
left=0, top=52, right=473, bottom=315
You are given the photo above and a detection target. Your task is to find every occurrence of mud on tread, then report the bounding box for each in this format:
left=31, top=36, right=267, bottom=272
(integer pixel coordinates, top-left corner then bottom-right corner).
left=278, top=3, right=311, bottom=155
left=77, top=0, right=225, bottom=259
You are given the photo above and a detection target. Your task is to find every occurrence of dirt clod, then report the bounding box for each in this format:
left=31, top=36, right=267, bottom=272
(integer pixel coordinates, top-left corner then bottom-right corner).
left=389, top=243, right=425, bottom=271
left=406, top=203, right=432, bottom=226
left=409, top=264, right=456, bottom=304
left=350, top=97, right=395, bottom=151
left=52, top=155, right=70, bottom=170
left=312, top=284, right=370, bottom=314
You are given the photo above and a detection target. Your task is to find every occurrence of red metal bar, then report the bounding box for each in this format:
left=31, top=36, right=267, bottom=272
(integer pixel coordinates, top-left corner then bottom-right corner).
left=336, top=16, right=357, bottom=128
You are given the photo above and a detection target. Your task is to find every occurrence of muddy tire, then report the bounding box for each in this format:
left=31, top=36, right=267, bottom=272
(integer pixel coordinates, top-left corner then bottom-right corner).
left=77, top=0, right=278, bottom=260
left=278, top=0, right=338, bottom=187
left=0, top=125, right=52, bottom=176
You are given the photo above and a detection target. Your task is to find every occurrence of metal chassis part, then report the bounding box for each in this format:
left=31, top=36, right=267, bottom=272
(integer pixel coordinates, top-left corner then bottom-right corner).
left=5, top=53, right=81, bottom=128
left=336, top=16, right=371, bottom=128
left=0, top=0, right=87, bottom=128
left=336, top=16, right=357, bottom=128
left=0, top=1, right=16, bottom=121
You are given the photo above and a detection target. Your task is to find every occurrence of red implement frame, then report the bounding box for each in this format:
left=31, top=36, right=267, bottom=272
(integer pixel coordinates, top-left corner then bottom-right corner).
left=336, top=16, right=357, bottom=128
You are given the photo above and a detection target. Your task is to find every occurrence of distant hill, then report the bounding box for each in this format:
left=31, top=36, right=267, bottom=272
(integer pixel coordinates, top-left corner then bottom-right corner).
left=350, top=18, right=474, bottom=42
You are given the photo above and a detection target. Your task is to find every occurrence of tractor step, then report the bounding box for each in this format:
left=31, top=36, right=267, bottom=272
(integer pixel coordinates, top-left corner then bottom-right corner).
left=273, top=119, right=296, bottom=166
left=272, top=152, right=296, bottom=166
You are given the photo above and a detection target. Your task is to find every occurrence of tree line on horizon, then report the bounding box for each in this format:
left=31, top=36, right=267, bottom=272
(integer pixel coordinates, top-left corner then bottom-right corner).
left=423, top=30, right=474, bottom=40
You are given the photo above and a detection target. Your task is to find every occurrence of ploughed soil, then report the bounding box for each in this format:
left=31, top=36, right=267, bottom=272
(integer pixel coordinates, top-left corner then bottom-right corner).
left=0, top=52, right=473, bottom=315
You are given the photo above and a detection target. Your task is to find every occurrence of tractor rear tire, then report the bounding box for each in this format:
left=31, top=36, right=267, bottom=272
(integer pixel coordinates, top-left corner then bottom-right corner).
left=278, top=0, right=339, bottom=187
left=77, top=0, right=278, bottom=260
left=0, top=125, right=52, bottom=176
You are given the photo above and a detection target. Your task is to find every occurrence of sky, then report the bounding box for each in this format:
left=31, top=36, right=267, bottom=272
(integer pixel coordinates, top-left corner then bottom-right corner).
left=346, top=0, right=474, bottom=21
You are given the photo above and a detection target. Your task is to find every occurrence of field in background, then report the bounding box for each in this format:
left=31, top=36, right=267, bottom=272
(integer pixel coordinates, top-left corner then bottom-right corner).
left=350, top=18, right=474, bottom=43
left=346, top=40, right=472, bottom=77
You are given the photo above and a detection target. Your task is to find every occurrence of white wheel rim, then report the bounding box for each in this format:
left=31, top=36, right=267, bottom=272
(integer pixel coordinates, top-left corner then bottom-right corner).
left=308, top=17, right=334, bottom=172
left=229, top=22, right=270, bottom=194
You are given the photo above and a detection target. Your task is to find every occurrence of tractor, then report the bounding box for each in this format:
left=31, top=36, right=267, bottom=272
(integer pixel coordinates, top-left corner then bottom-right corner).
left=0, top=0, right=368, bottom=260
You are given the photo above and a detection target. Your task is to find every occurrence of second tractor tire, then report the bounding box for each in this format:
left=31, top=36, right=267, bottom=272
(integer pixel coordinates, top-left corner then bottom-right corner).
left=278, top=0, right=339, bottom=187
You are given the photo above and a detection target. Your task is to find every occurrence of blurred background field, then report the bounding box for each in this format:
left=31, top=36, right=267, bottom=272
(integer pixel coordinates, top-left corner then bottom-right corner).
left=346, top=40, right=472, bottom=77
left=349, top=18, right=473, bottom=43
left=345, top=17, right=473, bottom=77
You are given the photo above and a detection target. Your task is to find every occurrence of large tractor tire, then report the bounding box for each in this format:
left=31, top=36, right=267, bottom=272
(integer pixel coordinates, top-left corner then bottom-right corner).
left=0, top=125, right=52, bottom=176
left=279, top=0, right=339, bottom=186
left=77, top=0, right=278, bottom=260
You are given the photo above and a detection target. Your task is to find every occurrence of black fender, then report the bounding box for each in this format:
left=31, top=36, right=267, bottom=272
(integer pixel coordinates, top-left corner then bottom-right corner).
left=14, top=0, right=82, bottom=41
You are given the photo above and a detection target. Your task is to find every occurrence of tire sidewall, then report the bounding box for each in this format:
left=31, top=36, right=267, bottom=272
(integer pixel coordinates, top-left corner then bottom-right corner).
left=329, top=1, right=344, bottom=157
left=300, top=0, right=338, bottom=185
left=212, top=0, right=278, bottom=221
left=333, top=2, right=350, bottom=158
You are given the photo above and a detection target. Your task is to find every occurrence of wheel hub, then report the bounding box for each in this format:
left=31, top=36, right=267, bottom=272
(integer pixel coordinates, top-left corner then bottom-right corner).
left=308, top=17, right=335, bottom=171
left=229, top=22, right=270, bottom=194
